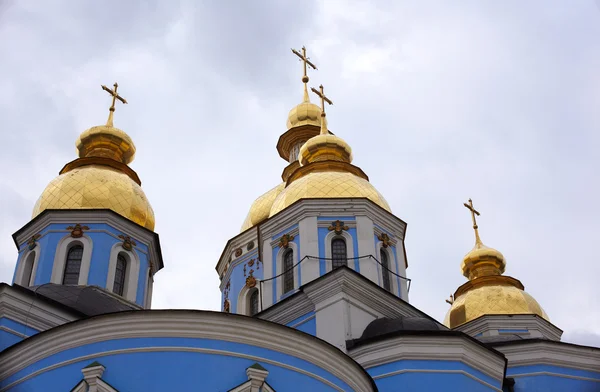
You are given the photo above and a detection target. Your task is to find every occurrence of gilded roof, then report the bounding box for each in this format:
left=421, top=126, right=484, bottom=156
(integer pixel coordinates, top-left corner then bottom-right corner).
left=240, top=182, right=285, bottom=231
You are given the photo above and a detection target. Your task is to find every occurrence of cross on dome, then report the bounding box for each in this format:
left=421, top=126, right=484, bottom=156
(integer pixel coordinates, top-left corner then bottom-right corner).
left=101, top=82, right=128, bottom=127
left=291, top=46, right=318, bottom=102
left=310, top=84, right=333, bottom=135
left=463, top=198, right=482, bottom=244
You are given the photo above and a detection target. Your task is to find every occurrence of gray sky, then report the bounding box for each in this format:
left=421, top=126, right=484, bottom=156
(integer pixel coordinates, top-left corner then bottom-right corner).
left=1, top=1, right=599, bottom=346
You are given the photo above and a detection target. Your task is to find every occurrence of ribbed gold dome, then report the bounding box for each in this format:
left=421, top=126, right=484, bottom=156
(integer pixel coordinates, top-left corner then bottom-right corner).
left=240, top=183, right=285, bottom=231
left=299, top=134, right=353, bottom=166
left=444, top=280, right=548, bottom=328
left=76, top=124, right=135, bottom=164
left=461, top=241, right=506, bottom=280
left=32, top=165, right=155, bottom=230
left=269, top=171, right=391, bottom=217
left=287, top=101, right=322, bottom=129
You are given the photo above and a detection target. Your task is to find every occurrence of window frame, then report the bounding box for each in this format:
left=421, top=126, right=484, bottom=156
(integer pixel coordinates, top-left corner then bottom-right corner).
left=62, top=244, right=84, bottom=285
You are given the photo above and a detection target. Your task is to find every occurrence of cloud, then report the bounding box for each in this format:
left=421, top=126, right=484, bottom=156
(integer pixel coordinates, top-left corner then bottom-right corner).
left=0, top=1, right=599, bottom=339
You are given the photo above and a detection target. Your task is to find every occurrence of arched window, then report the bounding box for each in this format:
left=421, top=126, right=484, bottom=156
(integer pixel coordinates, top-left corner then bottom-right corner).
left=283, top=249, right=294, bottom=294
left=331, top=238, right=347, bottom=269
left=113, top=253, right=128, bottom=296
left=20, top=252, right=36, bottom=286
left=63, top=245, right=83, bottom=285
left=381, top=249, right=391, bottom=292
left=249, top=288, right=259, bottom=316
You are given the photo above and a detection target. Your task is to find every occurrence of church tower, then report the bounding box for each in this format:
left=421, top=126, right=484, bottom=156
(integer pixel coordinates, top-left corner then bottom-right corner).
left=12, top=83, right=163, bottom=310
left=216, top=47, right=426, bottom=352
left=444, top=199, right=561, bottom=341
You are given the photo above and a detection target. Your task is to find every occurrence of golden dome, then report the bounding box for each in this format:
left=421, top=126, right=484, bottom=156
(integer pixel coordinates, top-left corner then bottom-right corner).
left=32, top=165, right=155, bottom=230
left=269, top=171, right=391, bottom=217
left=240, top=183, right=285, bottom=231
left=444, top=278, right=549, bottom=328
left=461, top=240, right=506, bottom=280
left=76, top=124, right=135, bottom=164
left=287, top=101, right=322, bottom=129
left=299, top=133, right=353, bottom=165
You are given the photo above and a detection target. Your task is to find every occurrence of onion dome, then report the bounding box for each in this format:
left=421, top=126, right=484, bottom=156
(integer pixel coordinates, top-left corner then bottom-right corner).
left=32, top=83, right=155, bottom=230
left=240, top=182, right=285, bottom=231
left=270, top=84, right=391, bottom=217
left=444, top=199, right=547, bottom=328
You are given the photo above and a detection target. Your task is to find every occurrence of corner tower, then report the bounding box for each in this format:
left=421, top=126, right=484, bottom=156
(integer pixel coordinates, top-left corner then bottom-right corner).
left=12, top=83, right=163, bottom=309
left=444, top=199, right=559, bottom=341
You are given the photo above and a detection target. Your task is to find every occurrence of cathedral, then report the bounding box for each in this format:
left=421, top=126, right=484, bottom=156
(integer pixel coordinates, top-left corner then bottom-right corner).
left=1, top=47, right=599, bottom=392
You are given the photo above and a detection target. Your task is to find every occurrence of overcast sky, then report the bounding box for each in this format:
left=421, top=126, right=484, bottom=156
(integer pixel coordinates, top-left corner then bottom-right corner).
left=1, top=1, right=599, bottom=346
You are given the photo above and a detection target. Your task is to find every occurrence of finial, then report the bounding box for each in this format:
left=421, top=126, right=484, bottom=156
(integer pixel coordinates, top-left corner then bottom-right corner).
left=310, top=84, right=333, bottom=135
left=291, top=46, right=317, bottom=102
left=463, top=198, right=482, bottom=245
left=445, top=294, right=454, bottom=305
left=101, top=82, right=128, bottom=127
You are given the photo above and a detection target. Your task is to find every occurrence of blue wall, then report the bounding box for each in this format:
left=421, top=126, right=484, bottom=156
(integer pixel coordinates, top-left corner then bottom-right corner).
left=221, top=248, right=260, bottom=313
left=0, top=317, right=39, bottom=351
left=286, top=311, right=316, bottom=336
left=367, top=359, right=502, bottom=392
left=508, top=364, right=600, bottom=392
left=4, top=336, right=357, bottom=391
left=13, top=222, right=150, bottom=306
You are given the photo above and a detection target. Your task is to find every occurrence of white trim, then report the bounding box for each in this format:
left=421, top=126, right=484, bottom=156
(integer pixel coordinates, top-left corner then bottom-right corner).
left=276, top=243, right=299, bottom=300
left=372, top=368, right=502, bottom=392
left=51, top=235, right=93, bottom=285
left=349, top=335, right=506, bottom=384
left=106, top=244, right=140, bottom=303
left=14, top=248, right=40, bottom=287
left=455, top=314, right=563, bottom=341
left=144, top=269, right=153, bottom=309
left=324, top=231, right=355, bottom=273
left=237, top=285, right=261, bottom=316
left=0, top=311, right=374, bottom=392
left=70, top=380, right=88, bottom=392
left=289, top=314, right=316, bottom=329
left=97, top=378, right=118, bottom=392
left=510, top=371, right=600, bottom=382
left=0, top=325, right=29, bottom=339
left=376, top=243, right=398, bottom=296
left=495, top=340, right=600, bottom=373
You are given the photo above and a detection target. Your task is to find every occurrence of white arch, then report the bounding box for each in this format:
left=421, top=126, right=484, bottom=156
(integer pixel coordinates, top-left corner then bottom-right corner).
left=51, top=235, right=93, bottom=285
left=324, top=230, right=355, bottom=273
left=276, top=242, right=299, bottom=300
left=237, top=284, right=261, bottom=315
left=106, top=243, right=140, bottom=302
left=376, top=242, right=399, bottom=296
left=15, top=248, right=40, bottom=287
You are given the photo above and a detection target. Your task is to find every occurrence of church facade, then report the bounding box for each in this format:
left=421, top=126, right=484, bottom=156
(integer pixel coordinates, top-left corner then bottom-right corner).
left=0, top=50, right=599, bottom=392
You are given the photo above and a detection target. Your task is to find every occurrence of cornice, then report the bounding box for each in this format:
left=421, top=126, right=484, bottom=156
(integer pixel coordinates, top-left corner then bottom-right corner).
left=0, top=310, right=375, bottom=392
left=494, top=340, right=600, bottom=373
left=456, top=314, right=563, bottom=341
left=216, top=227, right=259, bottom=275
left=12, top=209, right=163, bottom=273
left=349, top=334, right=507, bottom=383
left=258, top=291, right=315, bottom=326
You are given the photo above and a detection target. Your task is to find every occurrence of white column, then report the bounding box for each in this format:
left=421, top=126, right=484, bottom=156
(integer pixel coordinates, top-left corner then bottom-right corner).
left=314, top=293, right=350, bottom=352
left=396, top=242, right=409, bottom=300
left=356, top=216, right=378, bottom=284
left=299, top=216, right=319, bottom=285
left=261, top=238, right=274, bottom=309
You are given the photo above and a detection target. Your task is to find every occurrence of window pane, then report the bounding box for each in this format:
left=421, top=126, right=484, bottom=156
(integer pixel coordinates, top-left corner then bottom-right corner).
left=381, top=250, right=391, bottom=292
left=332, top=239, right=347, bottom=269
left=63, top=245, right=83, bottom=285
left=249, top=289, right=259, bottom=316
left=113, top=253, right=127, bottom=296
left=283, top=250, right=294, bottom=294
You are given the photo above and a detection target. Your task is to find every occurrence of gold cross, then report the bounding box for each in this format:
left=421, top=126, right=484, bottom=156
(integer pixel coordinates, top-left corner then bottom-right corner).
left=463, top=198, right=482, bottom=244
left=101, top=82, right=127, bottom=126
left=311, top=84, right=333, bottom=114
left=291, top=46, right=318, bottom=102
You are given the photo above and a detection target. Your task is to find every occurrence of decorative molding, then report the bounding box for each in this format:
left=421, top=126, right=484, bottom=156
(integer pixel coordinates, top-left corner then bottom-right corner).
left=117, top=234, right=136, bottom=251
left=510, top=371, right=600, bottom=383
left=235, top=248, right=243, bottom=257
left=0, top=311, right=374, bottom=392
left=224, top=299, right=231, bottom=313
left=324, top=230, right=355, bottom=273
left=258, top=291, right=315, bottom=326
left=377, top=233, right=391, bottom=248
left=349, top=335, right=506, bottom=384
left=14, top=248, right=40, bottom=287
left=106, top=243, right=141, bottom=303
left=455, top=314, right=563, bottom=341
left=372, top=368, right=502, bottom=392
left=27, top=234, right=41, bottom=251
left=277, top=233, right=295, bottom=249
left=494, top=340, right=600, bottom=373
left=12, top=210, right=163, bottom=274
left=328, top=220, right=349, bottom=235
left=247, top=241, right=255, bottom=251
left=66, top=224, right=89, bottom=238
